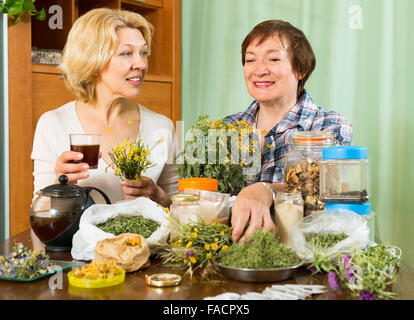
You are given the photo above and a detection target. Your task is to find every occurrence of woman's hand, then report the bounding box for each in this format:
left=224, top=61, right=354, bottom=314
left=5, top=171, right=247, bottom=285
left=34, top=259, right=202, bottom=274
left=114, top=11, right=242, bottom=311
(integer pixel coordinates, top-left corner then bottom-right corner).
left=54, top=151, right=90, bottom=184
left=231, top=182, right=286, bottom=243
left=121, top=176, right=172, bottom=207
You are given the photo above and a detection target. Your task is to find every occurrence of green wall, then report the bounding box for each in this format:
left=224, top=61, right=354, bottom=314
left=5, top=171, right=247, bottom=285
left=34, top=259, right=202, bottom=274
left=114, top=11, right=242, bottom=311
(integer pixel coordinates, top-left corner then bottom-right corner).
left=181, top=0, right=414, bottom=265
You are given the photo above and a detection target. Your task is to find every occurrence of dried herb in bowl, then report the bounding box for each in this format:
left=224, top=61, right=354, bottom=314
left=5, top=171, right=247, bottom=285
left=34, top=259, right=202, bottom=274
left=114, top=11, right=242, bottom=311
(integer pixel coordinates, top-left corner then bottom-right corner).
left=216, top=230, right=301, bottom=269
left=97, top=215, right=160, bottom=238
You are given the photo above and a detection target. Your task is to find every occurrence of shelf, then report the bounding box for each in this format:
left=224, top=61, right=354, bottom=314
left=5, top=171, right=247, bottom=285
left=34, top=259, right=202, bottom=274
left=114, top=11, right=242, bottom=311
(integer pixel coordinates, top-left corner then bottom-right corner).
left=121, top=0, right=163, bottom=9
left=32, top=64, right=61, bottom=75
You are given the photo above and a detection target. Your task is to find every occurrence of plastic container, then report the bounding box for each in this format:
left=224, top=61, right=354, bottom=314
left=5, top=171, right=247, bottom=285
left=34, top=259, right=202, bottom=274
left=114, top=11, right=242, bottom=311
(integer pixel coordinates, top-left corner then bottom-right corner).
left=67, top=269, right=125, bottom=288
left=178, top=178, right=218, bottom=192
left=284, top=131, right=335, bottom=216
left=170, top=194, right=201, bottom=225
left=320, top=146, right=369, bottom=203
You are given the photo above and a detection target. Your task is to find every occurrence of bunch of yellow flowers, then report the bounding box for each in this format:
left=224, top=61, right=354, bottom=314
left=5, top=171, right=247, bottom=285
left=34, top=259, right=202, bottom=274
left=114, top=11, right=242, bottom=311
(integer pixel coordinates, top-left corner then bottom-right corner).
left=160, top=222, right=233, bottom=279
left=107, top=137, right=162, bottom=181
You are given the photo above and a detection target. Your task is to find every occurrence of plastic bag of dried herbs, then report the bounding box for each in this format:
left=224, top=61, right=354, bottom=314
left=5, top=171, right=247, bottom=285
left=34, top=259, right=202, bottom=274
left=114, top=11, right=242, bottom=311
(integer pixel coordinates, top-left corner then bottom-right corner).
left=71, top=197, right=170, bottom=261
left=289, top=209, right=370, bottom=262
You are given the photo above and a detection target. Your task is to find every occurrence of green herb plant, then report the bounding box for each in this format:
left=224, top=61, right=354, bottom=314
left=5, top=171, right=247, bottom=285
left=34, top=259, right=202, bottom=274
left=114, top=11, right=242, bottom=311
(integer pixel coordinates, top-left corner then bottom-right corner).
left=333, top=243, right=402, bottom=299
left=97, top=215, right=160, bottom=238
left=305, top=234, right=402, bottom=299
left=0, top=0, right=45, bottom=25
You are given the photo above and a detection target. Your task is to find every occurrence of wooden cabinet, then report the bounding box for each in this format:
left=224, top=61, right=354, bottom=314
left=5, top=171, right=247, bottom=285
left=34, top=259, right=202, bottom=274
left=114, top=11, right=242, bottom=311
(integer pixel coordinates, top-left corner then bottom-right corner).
left=8, top=0, right=181, bottom=237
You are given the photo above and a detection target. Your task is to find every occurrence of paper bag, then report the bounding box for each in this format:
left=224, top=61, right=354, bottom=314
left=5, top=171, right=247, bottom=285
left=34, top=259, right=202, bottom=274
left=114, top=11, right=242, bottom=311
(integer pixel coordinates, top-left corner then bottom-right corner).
left=95, top=233, right=151, bottom=272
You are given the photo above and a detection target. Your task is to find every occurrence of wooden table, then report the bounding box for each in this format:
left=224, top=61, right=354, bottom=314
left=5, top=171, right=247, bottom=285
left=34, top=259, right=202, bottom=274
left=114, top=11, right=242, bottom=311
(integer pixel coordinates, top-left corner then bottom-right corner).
left=1, top=229, right=414, bottom=301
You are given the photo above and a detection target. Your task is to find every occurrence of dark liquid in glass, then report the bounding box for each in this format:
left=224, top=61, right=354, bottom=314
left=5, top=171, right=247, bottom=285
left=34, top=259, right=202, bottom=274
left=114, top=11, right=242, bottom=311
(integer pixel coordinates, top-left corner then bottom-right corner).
left=30, top=215, right=76, bottom=242
left=70, top=144, right=100, bottom=169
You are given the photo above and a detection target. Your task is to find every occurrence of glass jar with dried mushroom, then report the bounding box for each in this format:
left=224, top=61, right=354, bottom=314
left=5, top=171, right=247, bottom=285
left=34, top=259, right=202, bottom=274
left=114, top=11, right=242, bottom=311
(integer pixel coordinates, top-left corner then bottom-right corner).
left=284, top=131, right=335, bottom=216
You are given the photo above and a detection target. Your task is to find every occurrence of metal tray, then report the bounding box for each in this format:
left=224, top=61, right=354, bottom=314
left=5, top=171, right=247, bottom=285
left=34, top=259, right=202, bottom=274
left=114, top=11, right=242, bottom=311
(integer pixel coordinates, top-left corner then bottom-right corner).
left=216, top=261, right=305, bottom=283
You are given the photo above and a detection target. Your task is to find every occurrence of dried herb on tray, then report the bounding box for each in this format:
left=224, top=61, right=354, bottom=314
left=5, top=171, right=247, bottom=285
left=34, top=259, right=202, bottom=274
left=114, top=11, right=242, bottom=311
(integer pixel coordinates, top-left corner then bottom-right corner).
left=0, top=243, right=53, bottom=279
left=97, top=215, right=160, bottom=238
left=216, top=230, right=301, bottom=269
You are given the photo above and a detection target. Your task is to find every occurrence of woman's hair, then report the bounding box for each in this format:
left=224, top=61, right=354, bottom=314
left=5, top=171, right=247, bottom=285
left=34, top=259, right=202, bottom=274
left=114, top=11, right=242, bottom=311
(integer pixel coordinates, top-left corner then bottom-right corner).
left=241, top=20, right=316, bottom=99
left=59, top=8, right=154, bottom=103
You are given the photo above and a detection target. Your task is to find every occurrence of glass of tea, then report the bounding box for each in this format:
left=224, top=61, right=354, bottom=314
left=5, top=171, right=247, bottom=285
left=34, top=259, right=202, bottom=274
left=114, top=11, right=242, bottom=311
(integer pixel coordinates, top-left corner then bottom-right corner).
left=69, top=134, right=101, bottom=169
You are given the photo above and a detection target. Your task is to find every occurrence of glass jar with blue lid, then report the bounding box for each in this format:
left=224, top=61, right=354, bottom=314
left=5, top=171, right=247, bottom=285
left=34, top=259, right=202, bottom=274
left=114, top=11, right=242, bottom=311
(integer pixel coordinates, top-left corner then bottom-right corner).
left=319, top=146, right=369, bottom=203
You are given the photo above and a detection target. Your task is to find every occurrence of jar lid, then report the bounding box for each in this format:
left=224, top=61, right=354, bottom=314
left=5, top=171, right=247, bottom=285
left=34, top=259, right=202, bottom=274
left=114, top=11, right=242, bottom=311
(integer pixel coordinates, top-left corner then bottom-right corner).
left=145, top=273, right=182, bottom=287
left=322, top=146, right=368, bottom=159
left=40, top=175, right=84, bottom=197
left=178, top=178, right=218, bottom=191
left=292, top=131, right=335, bottom=145
left=325, top=202, right=371, bottom=215
left=171, top=193, right=200, bottom=202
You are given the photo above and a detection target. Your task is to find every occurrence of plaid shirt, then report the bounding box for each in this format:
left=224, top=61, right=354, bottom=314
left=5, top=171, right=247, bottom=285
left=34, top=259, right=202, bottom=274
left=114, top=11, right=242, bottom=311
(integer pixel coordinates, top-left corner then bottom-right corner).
left=224, top=90, right=353, bottom=184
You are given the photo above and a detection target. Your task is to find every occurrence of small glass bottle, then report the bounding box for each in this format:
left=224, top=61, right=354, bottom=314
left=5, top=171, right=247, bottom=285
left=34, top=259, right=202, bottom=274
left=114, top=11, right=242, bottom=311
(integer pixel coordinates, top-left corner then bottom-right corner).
left=284, top=131, right=335, bottom=216
left=170, top=194, right=201, bottom=225
left=274, top=191, right=304, bottom=246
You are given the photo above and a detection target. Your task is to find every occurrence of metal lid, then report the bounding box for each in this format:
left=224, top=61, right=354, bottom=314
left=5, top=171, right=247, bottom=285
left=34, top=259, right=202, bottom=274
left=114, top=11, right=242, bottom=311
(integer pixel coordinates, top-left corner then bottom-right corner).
left=171, top=193, right=200, bottom=202
left=145, top=273, right=182, bottom=287
left=40, top=175, right=84, bottom=197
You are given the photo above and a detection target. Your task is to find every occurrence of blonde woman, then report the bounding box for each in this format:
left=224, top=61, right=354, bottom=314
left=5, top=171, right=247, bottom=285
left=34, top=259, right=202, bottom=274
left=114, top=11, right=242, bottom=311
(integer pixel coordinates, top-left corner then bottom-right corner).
left=31, top=8, right=177, bottom=206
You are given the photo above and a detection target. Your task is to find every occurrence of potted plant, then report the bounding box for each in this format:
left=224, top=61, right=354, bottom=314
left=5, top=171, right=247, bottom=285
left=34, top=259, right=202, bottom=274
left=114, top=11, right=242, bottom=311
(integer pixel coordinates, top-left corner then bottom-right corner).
left=1, top=0, right=45, bottom=25
left=177, top=115, right=260, bottom=195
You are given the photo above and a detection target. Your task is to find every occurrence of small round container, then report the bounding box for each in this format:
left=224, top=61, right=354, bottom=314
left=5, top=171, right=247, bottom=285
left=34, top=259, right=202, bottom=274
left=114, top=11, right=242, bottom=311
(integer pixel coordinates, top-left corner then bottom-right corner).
left=145, top=273, right=182, bottom=287
left=178, top=178, right=218, bottom=192
left=170, top=193, right=201, bottom=224
left=320, top=146, right=369, bottom=203
left=67, top=269, right=125, bottom=288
